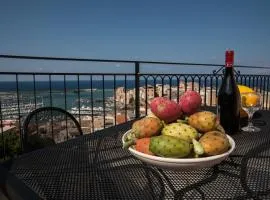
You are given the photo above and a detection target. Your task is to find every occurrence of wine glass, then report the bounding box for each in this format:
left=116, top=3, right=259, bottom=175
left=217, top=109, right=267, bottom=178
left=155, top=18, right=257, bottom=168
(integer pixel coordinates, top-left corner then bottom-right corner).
left=241, top=92, right=262, bottom=132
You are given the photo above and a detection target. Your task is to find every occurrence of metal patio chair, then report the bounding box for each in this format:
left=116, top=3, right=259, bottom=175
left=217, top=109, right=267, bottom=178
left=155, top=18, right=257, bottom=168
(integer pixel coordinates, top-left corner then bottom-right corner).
left=23, top=106, right=83, bottom=152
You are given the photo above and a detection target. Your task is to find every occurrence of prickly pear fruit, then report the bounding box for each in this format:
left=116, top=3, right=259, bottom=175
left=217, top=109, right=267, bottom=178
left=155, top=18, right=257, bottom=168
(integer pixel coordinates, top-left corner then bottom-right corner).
left=161, top=122, right=198, bottom=143
left=199, top=131, right=230, bottom=156
left=149, top=97, right=182, bottom=123
left=132, top=117, right=163, bottom=138
left=179, top=90, right=202, bottom=115
left=187, top=111, right=217, bottom=133
left=201, top=130, right=227, bottom=139
left=135, top=138, right=154, bottom=155
left=149, top=135, right=191, bottom=158
left=123, top=117, right=163, bottom=149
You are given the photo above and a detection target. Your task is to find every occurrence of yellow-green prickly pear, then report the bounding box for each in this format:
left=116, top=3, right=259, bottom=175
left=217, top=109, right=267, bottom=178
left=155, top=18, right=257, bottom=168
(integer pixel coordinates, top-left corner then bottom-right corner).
left=161, top=122, right=199, bottom=143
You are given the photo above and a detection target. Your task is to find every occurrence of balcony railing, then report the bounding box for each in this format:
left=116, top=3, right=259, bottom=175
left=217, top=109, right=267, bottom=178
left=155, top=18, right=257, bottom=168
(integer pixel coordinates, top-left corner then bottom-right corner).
left=0, top=54, right=270, bottom=160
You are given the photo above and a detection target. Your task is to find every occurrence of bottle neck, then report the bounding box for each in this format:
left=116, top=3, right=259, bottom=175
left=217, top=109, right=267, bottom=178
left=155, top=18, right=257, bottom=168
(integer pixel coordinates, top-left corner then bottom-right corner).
left=225, top=65, right=234, bottom=75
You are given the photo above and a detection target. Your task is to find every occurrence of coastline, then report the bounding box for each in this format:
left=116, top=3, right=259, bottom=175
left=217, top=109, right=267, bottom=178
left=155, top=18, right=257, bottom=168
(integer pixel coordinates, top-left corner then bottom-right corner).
left=1, top=81, right=270, bottom=134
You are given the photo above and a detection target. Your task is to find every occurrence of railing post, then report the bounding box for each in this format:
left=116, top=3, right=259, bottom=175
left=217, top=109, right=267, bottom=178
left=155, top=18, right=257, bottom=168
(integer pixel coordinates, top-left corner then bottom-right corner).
left=135, top=62, right=140, bottom=118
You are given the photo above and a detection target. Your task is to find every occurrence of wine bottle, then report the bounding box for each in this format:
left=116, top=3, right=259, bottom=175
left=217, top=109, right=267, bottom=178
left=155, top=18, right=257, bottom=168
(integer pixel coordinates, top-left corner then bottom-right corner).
left=217, top=50, right=240, bottom=135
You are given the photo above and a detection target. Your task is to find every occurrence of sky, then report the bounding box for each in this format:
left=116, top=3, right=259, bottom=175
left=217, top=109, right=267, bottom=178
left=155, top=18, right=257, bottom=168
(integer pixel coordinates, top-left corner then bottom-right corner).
left=0, top=0, right=270, bottom=76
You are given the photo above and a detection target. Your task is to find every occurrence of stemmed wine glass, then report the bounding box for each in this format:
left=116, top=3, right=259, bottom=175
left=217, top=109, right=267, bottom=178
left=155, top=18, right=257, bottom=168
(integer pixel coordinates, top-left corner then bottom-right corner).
left=240, top=92, right=262, bottom=132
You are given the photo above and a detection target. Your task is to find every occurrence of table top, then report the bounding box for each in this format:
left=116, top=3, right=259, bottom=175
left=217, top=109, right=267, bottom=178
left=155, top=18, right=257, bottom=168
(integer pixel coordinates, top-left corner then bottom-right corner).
left=2, top=110, right=270, bottom=200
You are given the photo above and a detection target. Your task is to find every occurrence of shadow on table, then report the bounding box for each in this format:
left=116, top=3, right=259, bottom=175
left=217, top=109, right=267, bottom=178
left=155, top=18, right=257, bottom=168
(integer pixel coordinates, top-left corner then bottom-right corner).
left=94, top=164, right=166, bottom=200
left=240, top=141, right=270, bottom=199
left=92, top=132, right=166, bottom=199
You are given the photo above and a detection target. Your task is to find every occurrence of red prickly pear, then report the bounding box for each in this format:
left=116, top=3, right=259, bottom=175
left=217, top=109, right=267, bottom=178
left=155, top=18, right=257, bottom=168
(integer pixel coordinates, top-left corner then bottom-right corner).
left=149, top=97, right=182, bottom=123
left=179, top=90, right=202, bottom=115
left=135, top=138, right=154, bottom=155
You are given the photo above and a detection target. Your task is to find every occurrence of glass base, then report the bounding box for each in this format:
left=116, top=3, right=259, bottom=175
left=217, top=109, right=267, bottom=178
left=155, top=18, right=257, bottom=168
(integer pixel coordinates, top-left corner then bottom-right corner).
left=241, top=125, right=261, bottom=132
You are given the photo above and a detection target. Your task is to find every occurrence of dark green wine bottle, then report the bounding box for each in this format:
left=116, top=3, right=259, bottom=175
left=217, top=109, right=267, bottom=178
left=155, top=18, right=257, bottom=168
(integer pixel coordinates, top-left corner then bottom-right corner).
left=217, top=50, right=240, bottom=135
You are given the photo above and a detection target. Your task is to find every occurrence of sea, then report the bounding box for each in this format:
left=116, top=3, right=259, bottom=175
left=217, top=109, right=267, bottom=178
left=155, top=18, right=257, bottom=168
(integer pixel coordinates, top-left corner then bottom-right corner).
left=0, top=80, right=153, bottom=111
left=0, top=79, right=267, bottom=112
left=0, top=80, right=133, bottom=111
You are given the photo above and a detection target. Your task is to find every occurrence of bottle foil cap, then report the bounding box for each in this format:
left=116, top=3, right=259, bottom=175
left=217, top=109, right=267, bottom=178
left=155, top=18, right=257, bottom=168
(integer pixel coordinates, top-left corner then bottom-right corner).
left=225, top=50, right=234, bottom=67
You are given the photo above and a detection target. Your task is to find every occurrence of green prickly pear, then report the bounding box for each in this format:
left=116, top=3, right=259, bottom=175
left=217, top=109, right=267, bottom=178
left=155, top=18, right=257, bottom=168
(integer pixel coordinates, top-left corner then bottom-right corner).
left=149, top=135, right=192, bottom=158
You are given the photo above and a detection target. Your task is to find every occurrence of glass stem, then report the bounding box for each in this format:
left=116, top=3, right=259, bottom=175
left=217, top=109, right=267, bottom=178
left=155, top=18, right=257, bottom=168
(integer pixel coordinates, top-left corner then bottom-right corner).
left=247, top=112, right=254, bottom=128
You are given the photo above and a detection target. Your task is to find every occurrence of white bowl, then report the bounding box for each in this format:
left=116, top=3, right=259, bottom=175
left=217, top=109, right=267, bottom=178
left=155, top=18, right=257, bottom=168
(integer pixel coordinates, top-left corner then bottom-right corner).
left=122, top=130, right=236, bottom=171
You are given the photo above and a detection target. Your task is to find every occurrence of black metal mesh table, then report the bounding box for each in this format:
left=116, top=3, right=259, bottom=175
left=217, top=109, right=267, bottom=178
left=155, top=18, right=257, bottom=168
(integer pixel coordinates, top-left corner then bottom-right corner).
left=2, top=111, right=270, bottom=199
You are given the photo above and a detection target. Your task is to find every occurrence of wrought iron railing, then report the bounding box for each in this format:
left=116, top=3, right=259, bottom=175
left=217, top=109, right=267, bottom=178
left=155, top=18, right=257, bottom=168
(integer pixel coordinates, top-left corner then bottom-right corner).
left=0, top=54, right=269, bottom=159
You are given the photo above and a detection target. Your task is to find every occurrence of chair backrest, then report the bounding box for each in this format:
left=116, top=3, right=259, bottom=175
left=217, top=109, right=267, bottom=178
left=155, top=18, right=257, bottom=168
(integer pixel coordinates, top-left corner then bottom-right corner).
left=23, top=107, right=83, bottom=152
